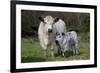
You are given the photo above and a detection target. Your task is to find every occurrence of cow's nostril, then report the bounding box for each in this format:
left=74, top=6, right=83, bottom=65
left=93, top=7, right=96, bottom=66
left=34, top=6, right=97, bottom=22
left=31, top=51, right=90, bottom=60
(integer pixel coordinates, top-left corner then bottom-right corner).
left=48, top=29, right=52, bottom=33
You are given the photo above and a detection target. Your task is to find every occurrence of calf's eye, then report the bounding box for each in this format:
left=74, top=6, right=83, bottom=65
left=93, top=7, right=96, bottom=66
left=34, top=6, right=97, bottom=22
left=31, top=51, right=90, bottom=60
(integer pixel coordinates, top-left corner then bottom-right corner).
left=59, top=36, right=61, bottom=38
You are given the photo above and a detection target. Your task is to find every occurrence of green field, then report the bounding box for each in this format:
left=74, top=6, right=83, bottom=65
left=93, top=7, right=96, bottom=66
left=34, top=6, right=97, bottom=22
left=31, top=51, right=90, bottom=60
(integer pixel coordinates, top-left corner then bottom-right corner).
left=21, top=33, right=90, bottom=63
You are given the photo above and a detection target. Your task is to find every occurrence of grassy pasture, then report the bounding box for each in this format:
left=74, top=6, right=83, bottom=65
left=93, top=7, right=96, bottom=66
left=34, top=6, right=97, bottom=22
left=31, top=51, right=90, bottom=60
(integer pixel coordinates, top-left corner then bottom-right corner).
left=21, top=33, right=90, bottom=63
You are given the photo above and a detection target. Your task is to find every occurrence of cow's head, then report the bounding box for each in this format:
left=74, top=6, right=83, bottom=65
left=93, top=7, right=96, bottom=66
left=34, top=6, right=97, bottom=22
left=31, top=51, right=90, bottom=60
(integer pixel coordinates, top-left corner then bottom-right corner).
left=39, top=16, right=59, bottom=33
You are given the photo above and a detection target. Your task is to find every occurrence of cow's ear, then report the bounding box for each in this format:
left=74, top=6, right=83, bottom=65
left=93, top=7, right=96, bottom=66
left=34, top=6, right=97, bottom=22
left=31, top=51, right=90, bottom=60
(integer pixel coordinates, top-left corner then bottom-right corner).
left=54, top=17, right=59, bottom=23
left=62, top=32, right=65, bottom=36
left=39, top=16, right=45, bottom=23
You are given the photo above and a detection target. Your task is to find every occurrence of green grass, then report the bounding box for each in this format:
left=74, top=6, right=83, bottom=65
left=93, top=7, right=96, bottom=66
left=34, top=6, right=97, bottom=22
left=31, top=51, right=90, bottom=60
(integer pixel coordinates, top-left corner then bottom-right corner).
left=21, top=33, right=90, bottom=63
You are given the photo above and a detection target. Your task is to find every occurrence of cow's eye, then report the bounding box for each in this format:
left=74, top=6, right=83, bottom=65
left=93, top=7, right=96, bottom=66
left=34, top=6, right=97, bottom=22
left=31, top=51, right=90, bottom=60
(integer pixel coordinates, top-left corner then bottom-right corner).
left=44, top=22, right=46, bottom=24
left=43, top=22, right=46, bottom=25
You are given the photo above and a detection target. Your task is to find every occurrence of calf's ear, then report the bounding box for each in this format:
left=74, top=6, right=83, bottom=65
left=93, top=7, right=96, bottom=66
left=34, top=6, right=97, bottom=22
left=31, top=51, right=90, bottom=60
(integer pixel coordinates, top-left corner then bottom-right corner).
left=54, top=17, right=59, bottom=23
left=56, top=32, right=60, bottom=35
left=39, top=16, right=45, bottom=23
left=56, top=32, right=58, bottom=35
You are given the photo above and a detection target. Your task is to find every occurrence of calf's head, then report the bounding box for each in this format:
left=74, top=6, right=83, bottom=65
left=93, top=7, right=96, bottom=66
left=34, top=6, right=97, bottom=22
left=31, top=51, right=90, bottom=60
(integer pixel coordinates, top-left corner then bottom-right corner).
left=55, top=32, right=65, bottom=45
left=39, top=16, right=59, bottom=33
left=55, top=32, right=67, bottom=56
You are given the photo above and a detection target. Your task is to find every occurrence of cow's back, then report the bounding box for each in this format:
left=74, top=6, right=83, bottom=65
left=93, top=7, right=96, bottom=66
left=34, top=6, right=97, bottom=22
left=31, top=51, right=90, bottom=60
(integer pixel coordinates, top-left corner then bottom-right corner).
left=53, top=19, right=66, bottom=35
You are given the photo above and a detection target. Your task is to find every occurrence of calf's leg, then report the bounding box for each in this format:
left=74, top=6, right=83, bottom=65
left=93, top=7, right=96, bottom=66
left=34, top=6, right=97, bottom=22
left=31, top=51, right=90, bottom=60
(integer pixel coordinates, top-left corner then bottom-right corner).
left=72, top=45, right=78, bottom=55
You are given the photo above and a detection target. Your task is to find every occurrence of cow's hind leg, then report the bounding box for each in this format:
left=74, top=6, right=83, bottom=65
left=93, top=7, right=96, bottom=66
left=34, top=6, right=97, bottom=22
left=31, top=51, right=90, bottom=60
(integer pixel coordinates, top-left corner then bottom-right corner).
left=43, top=49, right=48, bottom=60
left=71, top=39, right=78, bottom=55
left=73, top=41, right=78, bottom=55
left=71, top=44, right=76, bottom=56
left=75, top=44, right=78, bottom=55
left=72, top=45, right=78, bottom=55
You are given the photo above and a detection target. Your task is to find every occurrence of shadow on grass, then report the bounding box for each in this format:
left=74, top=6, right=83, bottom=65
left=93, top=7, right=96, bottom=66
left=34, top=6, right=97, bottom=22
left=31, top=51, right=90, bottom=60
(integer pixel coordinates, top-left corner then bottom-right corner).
left=65, top=51, right=73, bottom=57
left=21, top=56, right=46, bottom=63
left=55, top=50, right=83, bottom=57
left=54, top=51, right=73, bottom=57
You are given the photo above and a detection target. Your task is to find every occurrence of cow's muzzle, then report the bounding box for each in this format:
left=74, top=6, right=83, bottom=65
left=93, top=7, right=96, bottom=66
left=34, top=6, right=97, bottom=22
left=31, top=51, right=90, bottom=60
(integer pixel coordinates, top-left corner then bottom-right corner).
left=48, top=29, right=52, bottom=33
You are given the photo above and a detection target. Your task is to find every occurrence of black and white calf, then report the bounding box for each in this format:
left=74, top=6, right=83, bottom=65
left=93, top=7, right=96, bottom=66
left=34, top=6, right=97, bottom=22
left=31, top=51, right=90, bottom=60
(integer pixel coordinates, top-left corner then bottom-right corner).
left=55, top=31, right=78, bottom=56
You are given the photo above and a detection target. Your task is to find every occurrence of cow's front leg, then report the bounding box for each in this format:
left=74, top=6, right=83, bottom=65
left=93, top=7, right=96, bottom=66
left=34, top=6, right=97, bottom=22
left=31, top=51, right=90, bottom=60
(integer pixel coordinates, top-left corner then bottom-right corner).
left=43, top=49, right=47, bottom=60
left=40, top=43, right=48, bottom=60
left=51, top=44, right=55, bottom=60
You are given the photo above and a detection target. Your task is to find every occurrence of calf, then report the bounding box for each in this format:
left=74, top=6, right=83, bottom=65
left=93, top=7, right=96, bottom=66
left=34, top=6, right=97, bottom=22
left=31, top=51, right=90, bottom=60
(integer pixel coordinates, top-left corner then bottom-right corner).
left=55, top=31, right=78, bottom=57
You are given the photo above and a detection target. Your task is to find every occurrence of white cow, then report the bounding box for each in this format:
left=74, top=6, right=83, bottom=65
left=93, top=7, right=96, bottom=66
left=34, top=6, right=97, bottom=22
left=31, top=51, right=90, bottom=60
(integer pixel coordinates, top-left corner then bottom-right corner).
left=38, top=16, right=66, bottom=59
